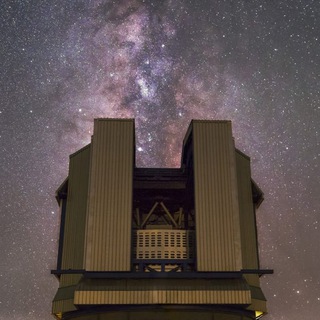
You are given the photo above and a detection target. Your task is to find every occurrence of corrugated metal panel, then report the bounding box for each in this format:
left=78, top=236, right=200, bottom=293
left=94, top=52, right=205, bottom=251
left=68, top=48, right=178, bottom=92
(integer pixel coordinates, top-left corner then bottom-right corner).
left=61, top=145, right=90, bottom=271
left=52, top=285, right=77, bottom=314
left=52, top=285, right=76, bottom=301
left=85, top=119, right=134, bottom=271
left=235, top=150, right=259, bottom=270
left=52, top=299, right=76, bottom=315
left=74, top=279, right=251, bottom=305
left=250, top=285, right=267, bottom=301
left=247, top=284, right=267, bottom=313
left=249, top=299, right=267, bottom=314
left=192, top=121, right=242, bottom=271
left=59, top=274, right=83, bottom=287
left=245, top=277, right=267, bottom=313
left=244, top=274, right=260, bottom=287
left=52, top=311, right=253, bottom=320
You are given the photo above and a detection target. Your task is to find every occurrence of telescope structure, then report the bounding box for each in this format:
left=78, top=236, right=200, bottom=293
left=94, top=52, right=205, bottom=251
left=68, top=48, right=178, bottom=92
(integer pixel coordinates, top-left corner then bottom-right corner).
left=52, top=119, right=272, bottom=320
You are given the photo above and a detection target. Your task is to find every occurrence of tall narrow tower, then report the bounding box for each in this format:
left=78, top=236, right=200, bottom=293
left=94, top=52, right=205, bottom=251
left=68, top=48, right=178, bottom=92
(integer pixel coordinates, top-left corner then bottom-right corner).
left=52, top=119, right=272, bottom=320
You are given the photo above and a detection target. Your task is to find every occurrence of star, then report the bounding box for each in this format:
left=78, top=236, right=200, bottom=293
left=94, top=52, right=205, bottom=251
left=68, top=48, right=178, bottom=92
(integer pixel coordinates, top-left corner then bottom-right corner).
left=1, top=1, right=319, bottom=319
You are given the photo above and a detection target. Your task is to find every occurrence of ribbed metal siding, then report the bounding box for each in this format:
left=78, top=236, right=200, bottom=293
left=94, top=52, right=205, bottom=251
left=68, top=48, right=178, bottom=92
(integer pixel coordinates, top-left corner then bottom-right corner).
left=74, top=279, right=251, bottom=305
left=61, top=146, right=90, bottom=271
left=52, top=281, right=78, bottom=315
left=192, top=121, right=242, bottom=271
left=59, top=274, right=83, bottom=287
left=52, top=311, right=254, bottom=320
left=235, top=151, right=259, bottom=270
left=85, top=119, right=134, bottom=271
left=52, top=299, right=76, bottom=315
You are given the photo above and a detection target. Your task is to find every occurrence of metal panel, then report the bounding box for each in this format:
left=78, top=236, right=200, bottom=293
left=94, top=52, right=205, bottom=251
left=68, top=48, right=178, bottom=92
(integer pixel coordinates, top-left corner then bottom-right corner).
left=52, top=283, right=78, bottom=315
left=247, top=284, right=267, bottom=314
left=235, top=151, right=259, bottom=270
left=74, top=279, right=251, bottom=305
left=192, top=121, right=242, bottom=271
left=61, top=145, right=90, bottom=271
left=85, top=119, right=134, bottom=271
left=60, top=274, right=83, bottom=287
left=52, top=299, right=76, bottom=315
left=52, top=311, right=253, bottom=320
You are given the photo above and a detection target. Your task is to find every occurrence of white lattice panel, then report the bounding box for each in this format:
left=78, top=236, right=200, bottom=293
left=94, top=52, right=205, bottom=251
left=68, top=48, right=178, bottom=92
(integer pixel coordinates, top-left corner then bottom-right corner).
left=133, top=230, right=195, bottom=259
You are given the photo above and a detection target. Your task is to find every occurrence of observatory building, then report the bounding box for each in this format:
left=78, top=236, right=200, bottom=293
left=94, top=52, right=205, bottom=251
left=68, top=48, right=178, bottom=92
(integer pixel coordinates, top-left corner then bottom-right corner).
left=52, top=119, right=272, bottom=320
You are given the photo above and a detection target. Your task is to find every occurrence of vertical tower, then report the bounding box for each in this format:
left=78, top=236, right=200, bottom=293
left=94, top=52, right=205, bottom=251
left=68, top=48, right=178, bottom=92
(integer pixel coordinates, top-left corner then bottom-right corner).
left=52, top=119, right=272, bottom=320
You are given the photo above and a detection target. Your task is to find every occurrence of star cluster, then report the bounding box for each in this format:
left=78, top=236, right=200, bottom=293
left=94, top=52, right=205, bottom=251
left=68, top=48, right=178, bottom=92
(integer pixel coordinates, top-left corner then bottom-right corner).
left=0, top=1, right=319, bottom=319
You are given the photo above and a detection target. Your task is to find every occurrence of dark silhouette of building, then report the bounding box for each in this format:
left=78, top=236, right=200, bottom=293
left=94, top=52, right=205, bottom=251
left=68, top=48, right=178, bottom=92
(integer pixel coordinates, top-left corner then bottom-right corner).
left=52, top=119, right=272, bottom=320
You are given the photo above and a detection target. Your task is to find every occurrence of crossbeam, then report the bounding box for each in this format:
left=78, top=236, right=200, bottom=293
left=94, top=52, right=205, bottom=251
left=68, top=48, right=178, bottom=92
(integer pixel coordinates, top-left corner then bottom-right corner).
left=160, top=202, right=178, bottom=228
left=141, top=202, right=159, bottom=228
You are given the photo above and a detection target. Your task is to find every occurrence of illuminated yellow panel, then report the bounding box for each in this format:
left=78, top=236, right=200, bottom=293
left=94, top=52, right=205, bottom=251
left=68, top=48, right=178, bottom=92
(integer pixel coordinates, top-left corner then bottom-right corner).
left=54, top=312, right=62, bottom=319
left=255, top=311, right=264, bottom=319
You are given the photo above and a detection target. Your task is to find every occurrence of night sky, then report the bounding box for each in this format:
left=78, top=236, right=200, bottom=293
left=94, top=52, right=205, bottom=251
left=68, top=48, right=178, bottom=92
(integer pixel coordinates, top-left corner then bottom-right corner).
left=1, top=1, right=319, bottom=319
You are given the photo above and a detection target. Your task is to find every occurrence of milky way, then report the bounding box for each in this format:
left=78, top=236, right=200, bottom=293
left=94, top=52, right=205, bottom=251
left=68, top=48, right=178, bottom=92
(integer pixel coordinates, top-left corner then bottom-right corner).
left=0, top=1, right=319, bottom=319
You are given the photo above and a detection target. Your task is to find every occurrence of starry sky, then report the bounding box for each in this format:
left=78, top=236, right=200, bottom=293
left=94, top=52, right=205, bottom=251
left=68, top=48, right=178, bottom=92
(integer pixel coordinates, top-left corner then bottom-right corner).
left=0, top=0, right=319, bottom=319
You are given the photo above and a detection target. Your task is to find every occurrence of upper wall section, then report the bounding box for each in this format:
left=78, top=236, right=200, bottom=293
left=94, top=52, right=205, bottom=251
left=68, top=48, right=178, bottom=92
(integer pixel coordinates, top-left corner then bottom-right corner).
left=84, top=119, right=135, bottom=271
left=61, top=145, right=91, bottom=271
left=56, top=118, right=262, bottom=274
left=189, top=120, right=243, bottom=271
left=235, top=150, right=259, bottom=270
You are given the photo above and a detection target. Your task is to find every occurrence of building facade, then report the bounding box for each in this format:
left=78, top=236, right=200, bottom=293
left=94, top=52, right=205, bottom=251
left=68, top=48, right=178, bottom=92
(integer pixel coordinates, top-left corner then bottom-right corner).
left=52, top=119, right=272, bottom=320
